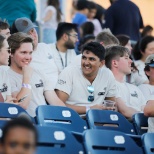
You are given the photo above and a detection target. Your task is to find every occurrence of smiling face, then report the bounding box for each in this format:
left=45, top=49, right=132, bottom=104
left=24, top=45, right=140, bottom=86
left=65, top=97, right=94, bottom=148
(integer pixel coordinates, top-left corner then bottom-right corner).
left=0, top=39, right=10, bottom=66
left=81, top=50, right=104, bottom=81
left=11, top=43, right=33, bottom=71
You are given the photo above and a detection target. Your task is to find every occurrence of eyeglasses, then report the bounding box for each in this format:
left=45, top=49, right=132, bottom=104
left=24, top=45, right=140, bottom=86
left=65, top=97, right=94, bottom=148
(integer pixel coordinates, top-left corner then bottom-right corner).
left=66, top=33, right=78, bottom=38
left=87, top=85, right=94, bottom=102
left=8, top=141, right=35, bottom=150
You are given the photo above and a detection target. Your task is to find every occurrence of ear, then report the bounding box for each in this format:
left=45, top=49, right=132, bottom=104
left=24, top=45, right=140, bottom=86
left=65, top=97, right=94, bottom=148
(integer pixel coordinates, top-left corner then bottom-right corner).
left=145, top=70, right=150, bottom=77
left=99, top=60, right=105, bottom=68
left=10, top=54, right=13, bottom=57
left=99, top=42, right=104, bottom=46
left=112, top=59, right=118, bottom=68
left=63, top=33, right=68, bottom=41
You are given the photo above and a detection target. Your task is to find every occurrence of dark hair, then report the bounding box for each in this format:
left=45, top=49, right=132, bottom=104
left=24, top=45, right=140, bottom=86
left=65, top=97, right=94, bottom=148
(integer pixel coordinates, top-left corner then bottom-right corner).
left=81, top=41, right=105, bottom=61
left=141, top=25, right=153, bottom=38
left=88, top=1, right=97, bottom=10
left=144, top=65, right=150, bottom=79
left=78, top=34, right=95, bottom=51
left=116, top=35, right=130, bottom=46
left=0, top=19, right=10, bottom=31
left=95, top=31, right=119, bottom=47
left=76, top=0, right=89, bottom=10
left=132, top=36, right=154, bottom=60
left=1, top=117, right=38, bottom=144
left=56, top=22, right=78, bottom=41
left=80, top=22, right=94, bottom=38
left=47, top=0, right=62, bottom=22
left=94, top=4, right=105, bottom=28
left=8, top=32, right=34, bottom=54
left=105, top=45, right=129, bottom=69
left=0, top=34, right=6, bottom=49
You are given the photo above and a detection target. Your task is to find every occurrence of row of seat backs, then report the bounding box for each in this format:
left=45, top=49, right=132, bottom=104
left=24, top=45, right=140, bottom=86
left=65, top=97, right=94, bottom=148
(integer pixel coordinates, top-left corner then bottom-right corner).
left=0, top=103, right=148, bottom=135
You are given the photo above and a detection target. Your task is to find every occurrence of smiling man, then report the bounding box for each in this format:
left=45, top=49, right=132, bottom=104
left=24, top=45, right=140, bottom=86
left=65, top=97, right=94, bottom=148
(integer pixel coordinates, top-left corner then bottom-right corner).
left=7, top=32, right=65, bottom=117
left=56, top=42, right=116, bottom=114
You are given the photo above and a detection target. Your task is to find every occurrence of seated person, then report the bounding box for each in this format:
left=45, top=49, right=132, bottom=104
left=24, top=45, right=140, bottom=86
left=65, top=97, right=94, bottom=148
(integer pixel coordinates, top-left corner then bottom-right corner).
left=139, top=54, right=154, bottom=132
left=0, top=34, right=13, bottom=102
left=105, top=45, right=146, bottom=118
left=56, top=42, right=116, bottom=114
left=8, top=32, right=65, bottom=117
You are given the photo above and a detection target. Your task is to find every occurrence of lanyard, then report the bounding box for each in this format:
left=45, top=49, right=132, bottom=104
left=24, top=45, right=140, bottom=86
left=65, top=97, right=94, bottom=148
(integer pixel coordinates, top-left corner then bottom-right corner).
left=56, top=44, right=67, bottom=69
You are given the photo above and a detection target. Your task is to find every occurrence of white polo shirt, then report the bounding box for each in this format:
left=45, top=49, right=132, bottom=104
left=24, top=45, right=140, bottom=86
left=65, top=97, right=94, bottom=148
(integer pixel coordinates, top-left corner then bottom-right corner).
left=0, top=66, right=11, bottom=101
left=8, top=68, right=53, bottom=117
left=116, top=81, right=146, bottom=111
left=138, top=84, right=154, bottom=132
left=48, top=43, right=77, bottom=73
left=30, top=43, right=59, bottom=88
left=56, top=66, right=116, bottom=106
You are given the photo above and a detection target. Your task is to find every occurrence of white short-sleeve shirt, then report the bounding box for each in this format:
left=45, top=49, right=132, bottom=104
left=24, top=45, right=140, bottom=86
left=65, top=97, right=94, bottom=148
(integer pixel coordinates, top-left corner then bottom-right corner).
left=0, top=66, right=11, bottom=101
left=8, top=68, right=53, bottom=117
left=48, top=43, right=77, bottom=73
left=30, top=43, right=59, bottom=88
left=116, top=81, right=146, bottom=111
left=56, top=66, right=116, bottom=106
left=138, top=84, right=154, bottom=132
left=135, top=60, right=148, bottom=81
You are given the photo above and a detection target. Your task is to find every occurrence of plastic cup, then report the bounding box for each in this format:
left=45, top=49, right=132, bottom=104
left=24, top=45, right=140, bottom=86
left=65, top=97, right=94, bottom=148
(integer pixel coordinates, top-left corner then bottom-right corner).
left=103, top=100, right=115, bottom=108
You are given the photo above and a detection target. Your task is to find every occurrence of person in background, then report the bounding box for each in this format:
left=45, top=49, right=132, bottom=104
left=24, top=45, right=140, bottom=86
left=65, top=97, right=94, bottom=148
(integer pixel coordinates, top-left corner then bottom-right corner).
left=0, top=19, right=11, bottom=39
left=72, top=0, right=89, bottom=26
left=42, top=0, right=64, bottom=44
left=1, top=117, right=37, bottom=154
left=116, top=34, right=148, bottom=86
left=87, top=1, right=102, bottom=36
left=48, top=22, right=78, bottom=73
left=94, top=4, right=106, bottom=29
left=79, top=21, right=94, bottom=39
left=139, top=54, right=154, bottom=132
left=141, top=25, right=153, bottom=38
left=0, top=0, right=36, bottom=26
left=133, top=36, right=154, bottom=82
left=104, top=0, right=143, bottom=42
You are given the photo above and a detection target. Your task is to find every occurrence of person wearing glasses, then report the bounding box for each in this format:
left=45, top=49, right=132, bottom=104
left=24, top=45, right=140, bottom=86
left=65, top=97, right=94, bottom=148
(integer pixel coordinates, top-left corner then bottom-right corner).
left=0, top=34, right=14, bottom=103
left=48, top=22, right=78, bottom=73
left=1, top=117, right=37, bottom=154
left=56, top=42, right=116, bottom=114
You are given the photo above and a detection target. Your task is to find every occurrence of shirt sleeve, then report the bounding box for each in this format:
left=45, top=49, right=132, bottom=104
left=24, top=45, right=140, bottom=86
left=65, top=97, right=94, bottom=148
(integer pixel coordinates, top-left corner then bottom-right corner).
left=55, top=68, right=73, bottom=95
left=105, top=70, right=117, bottom=98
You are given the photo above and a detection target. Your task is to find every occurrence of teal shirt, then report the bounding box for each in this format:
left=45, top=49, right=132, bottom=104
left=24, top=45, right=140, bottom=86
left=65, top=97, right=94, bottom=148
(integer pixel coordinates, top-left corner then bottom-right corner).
left=0, top=0, right=36, bottom=26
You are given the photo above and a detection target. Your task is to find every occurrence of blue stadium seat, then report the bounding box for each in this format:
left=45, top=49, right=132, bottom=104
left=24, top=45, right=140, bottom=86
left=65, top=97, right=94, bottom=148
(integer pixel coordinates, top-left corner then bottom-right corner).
left=132, top=113, right=148, bottom=135
left=86, top=109, right=136, bottom=135
left=36, top=105, right=88, bottom=133
left=142, top=133, right=154, bottom=154
left=0, top=102, right=35, bottom=123
left=36, top=125, right=85, bottom=154
left=83, top=129, right=144, bottom=154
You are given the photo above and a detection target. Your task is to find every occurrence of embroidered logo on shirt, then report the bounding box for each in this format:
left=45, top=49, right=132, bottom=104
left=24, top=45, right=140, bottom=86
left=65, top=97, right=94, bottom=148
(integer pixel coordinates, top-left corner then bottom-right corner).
left=98, top=87, right=106, bottom=95
left=58, top=79, right=66, bottom=85
left=0, top=83, right=8, bottom=93
left=48, top=53, right=52, bottom=59
left=35, top=80, right=44, bottom=88
left=131, top=91, right=138, bottom=98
